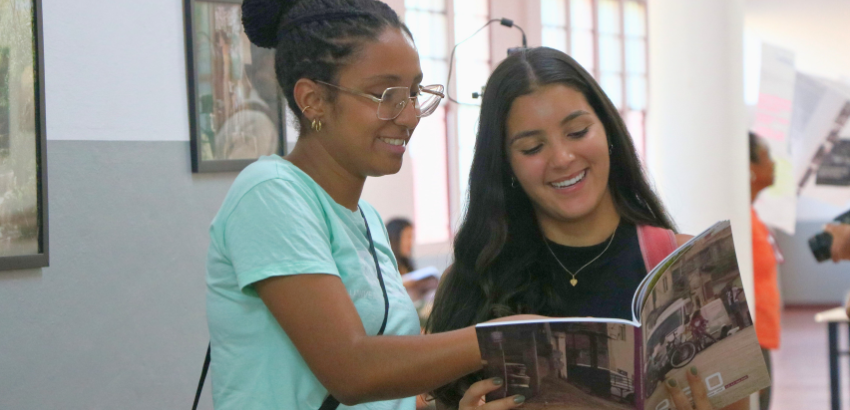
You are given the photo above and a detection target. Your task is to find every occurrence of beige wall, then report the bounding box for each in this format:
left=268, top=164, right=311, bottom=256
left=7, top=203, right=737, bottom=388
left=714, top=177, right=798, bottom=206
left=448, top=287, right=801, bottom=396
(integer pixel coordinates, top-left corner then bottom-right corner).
left=745, top=0, right=850, bottom=82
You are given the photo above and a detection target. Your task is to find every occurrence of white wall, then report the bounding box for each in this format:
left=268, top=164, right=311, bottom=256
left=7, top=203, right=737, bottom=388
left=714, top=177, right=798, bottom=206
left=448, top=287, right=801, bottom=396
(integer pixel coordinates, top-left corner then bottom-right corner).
left=44, top=0, right=189, bottom=141
left=646, top=0, right=753, bottom=312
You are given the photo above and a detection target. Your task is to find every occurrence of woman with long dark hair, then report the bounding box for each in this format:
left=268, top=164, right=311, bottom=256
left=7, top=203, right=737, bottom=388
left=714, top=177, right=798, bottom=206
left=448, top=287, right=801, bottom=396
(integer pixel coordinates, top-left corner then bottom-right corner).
left=205, top=1, right=533, bottom=409
left=428, top=47, right=745, bottom=410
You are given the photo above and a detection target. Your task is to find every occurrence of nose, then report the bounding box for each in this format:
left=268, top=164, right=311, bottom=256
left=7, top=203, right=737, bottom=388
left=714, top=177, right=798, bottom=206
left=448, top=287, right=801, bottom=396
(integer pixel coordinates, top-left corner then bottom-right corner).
left=550, top=139, right=576, bottom=168
left=392, top=98, right=420, bottom=130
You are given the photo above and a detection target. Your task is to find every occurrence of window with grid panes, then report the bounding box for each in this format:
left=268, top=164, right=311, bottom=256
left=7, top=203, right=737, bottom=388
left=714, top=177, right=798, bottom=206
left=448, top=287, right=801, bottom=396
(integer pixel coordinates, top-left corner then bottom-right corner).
left=453, top=0, right=491, bottom=209
left=541, top=0, right=648, bottom=158
left=404, top=0, right=451, bottom=244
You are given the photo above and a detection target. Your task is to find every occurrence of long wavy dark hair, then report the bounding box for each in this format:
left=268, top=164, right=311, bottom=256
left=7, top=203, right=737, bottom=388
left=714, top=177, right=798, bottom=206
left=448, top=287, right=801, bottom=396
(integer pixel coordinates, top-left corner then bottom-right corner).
left=426, top=47, right=675, bottom=407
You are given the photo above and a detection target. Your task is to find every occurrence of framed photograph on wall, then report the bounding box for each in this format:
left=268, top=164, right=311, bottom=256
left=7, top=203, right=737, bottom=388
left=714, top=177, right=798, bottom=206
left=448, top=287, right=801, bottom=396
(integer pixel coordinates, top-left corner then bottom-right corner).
left=0, top=0, right=49, bottom=271
left=184, top=0, right=288, bottom=173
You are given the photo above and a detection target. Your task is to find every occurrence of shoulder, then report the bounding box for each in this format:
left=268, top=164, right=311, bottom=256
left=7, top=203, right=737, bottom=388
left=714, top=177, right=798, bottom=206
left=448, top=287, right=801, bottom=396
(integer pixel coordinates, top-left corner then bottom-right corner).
left=231, top=157, right=321, bottom=204
left=214, top=157, right=327, bottom=228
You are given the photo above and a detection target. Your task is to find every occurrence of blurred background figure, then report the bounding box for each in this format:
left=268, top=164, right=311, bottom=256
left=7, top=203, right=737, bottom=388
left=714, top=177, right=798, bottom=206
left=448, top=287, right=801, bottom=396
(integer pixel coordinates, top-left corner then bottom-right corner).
left=386, top=218, right=440, bottom=330
left=385, top=217, right=439, bottom=410
left=386, top=217, right=415, bottom=275
left=750, top=131, right=782, bottom=410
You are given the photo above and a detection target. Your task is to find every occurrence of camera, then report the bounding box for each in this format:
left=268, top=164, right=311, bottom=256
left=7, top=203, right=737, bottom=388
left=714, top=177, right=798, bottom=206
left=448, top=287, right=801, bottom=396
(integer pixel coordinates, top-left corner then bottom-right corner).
left=809, top=209, right=850, bottom=262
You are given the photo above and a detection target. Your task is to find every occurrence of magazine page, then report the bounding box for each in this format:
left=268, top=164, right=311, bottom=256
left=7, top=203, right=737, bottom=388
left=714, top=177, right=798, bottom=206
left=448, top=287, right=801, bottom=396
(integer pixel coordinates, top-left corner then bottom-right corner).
left=477, top=319, right=641, bottom=409
left=637, top=221, right=770, bottom=410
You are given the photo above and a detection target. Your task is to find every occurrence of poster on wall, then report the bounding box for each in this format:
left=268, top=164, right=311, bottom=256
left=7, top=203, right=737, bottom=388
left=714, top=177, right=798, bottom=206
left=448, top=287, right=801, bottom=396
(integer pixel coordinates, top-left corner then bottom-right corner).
left=751, top=44, right=797, bottom=234
left=792, top=75, right=850, bottom=207
left=0, top=0, right=49, bottom=271
left=184, top=0, right=288, bottom=173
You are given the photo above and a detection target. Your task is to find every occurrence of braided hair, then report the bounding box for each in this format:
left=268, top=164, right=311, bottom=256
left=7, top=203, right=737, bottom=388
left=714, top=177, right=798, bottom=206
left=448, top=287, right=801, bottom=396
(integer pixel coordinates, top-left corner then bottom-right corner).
left=241, top=0, right=412, bottom=133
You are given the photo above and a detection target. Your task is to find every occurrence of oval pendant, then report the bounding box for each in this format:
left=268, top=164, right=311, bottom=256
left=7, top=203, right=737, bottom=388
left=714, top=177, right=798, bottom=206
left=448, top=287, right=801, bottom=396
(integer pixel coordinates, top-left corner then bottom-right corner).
left=570, top=278, right=578, bottom=287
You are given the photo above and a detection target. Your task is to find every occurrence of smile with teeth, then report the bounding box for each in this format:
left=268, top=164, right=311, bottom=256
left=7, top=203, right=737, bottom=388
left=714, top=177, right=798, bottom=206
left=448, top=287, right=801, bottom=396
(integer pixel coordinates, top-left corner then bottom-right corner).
left=379, top=137, right=407, bottom=147
left=550, top=171, right=586, bottom=189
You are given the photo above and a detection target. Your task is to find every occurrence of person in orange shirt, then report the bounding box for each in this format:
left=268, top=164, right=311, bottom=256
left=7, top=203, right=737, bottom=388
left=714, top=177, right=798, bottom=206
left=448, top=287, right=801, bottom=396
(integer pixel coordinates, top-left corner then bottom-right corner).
left=750, top=132, right=780, bottom=410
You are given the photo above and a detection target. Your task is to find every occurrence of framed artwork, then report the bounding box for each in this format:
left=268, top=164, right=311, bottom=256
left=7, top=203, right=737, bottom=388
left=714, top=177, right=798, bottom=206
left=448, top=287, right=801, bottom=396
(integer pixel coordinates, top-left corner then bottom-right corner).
left=0, top=0, right=49, bottom=270
left=184, top=0, right=288, bottom=173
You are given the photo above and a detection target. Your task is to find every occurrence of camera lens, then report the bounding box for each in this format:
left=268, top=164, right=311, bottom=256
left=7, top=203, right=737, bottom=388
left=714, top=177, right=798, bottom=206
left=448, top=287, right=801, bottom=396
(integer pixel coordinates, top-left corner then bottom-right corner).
left=809, top=232, right=834, bottom=262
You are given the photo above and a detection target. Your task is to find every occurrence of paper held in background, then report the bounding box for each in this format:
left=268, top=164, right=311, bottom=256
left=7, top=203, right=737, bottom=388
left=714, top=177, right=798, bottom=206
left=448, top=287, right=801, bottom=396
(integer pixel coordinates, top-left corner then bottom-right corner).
left=752, top=44, right=797, bottom=234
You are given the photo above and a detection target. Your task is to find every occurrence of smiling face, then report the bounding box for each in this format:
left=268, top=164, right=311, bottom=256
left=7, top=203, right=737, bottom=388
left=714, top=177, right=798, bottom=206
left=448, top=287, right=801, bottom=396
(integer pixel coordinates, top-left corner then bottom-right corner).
left=319, top=27, right=423, bottom=177
left=505, top=84, right=615, bottom=227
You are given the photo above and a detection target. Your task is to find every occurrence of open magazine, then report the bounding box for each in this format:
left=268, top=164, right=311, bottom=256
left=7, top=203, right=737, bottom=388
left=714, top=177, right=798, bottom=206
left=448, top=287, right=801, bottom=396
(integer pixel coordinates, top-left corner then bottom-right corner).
left=476, top=221, right=770, bottom=410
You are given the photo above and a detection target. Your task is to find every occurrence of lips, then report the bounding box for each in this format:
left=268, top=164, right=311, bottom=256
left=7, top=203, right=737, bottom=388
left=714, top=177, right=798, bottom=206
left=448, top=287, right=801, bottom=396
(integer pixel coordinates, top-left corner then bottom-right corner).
left=550, top=170, right=587, bottom=189
left=378, top=137, right=407, bottom=147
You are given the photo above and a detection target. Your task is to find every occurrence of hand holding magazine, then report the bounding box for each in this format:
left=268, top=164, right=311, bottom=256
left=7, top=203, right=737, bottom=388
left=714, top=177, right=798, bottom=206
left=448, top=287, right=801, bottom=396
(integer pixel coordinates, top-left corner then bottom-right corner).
left=476, top=221, right=770, bottom=410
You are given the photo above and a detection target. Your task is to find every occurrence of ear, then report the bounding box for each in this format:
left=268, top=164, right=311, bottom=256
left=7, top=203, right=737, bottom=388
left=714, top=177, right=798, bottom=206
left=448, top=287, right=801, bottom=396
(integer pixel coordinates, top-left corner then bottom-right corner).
left=293, top=78, right=326, bottom=120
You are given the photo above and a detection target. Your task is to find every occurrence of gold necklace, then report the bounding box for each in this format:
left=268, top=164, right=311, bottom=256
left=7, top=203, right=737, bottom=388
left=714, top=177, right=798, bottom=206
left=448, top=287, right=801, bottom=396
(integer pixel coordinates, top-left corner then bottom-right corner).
left=543, top=230, right=616, bottom=287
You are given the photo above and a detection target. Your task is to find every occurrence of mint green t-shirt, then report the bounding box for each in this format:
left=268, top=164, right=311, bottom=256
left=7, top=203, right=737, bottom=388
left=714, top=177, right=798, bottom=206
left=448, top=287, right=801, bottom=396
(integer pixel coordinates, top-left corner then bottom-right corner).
left=206, top=156, right=420, bottom=410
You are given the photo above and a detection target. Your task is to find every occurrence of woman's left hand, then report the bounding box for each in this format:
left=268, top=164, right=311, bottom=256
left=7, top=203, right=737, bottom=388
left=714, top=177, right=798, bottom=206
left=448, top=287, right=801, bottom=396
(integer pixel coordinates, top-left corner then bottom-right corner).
left=663, top=367, right=750, bottom=410
left=664, top=366, right=713, bottom=410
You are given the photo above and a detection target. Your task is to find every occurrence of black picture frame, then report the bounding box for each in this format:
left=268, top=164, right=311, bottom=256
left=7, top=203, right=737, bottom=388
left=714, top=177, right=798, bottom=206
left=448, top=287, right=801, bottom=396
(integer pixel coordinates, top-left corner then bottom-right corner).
left=0, top=0, right=49, bottom=271
left=183, top=0, right=288, bottom=173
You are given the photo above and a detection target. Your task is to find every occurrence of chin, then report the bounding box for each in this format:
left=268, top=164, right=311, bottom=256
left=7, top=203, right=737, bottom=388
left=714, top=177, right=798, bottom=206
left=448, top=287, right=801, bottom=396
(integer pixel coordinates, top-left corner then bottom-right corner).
left=368, top=160, right=404, bottom=177
left=547, top=200, right=598, bottom=222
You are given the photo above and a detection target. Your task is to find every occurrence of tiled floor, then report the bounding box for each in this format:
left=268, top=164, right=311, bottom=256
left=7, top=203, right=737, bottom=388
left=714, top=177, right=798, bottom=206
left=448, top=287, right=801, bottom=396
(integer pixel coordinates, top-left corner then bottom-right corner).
left=772, top=307, right=848, bottom=410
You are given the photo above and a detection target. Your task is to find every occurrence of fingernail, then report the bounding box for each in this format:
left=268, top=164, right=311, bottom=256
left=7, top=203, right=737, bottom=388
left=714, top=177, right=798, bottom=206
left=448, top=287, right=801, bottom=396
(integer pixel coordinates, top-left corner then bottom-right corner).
left=690, top=366, right=698, bottom=375
left=513, top=395, right=526, bottom=404
left=492, top=377, right=503, bottom=386
left=667, top=379, right=677, bottom=388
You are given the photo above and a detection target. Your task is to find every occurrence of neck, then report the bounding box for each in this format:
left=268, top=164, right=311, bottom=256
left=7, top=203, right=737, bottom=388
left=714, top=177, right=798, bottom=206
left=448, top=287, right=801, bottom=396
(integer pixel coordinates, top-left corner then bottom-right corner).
left=286, top=136, right=365, bottom=211
left=751, top=185, right=765, bottom=204
left=538, top=190, right=621, bottom=247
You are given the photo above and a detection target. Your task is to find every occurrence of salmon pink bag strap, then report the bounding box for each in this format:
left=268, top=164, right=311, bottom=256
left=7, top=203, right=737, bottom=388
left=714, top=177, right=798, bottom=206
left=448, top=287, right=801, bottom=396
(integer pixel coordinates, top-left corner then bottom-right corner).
left=637, top=225, right=678, bottom=272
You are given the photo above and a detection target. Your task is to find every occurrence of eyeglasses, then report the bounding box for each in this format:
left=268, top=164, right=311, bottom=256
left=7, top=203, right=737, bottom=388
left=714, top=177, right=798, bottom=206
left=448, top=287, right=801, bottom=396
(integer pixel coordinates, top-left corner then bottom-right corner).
left=316, top=81, right=445, bottom=120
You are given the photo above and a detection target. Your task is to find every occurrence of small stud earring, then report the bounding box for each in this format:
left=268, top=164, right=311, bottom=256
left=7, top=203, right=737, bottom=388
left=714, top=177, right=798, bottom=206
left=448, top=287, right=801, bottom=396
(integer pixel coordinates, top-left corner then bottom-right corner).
left=609, top=143, right=614, bottom=155
left=312, top=118, right=323, bottom=132
left=511, top=176, right=518, bottom=188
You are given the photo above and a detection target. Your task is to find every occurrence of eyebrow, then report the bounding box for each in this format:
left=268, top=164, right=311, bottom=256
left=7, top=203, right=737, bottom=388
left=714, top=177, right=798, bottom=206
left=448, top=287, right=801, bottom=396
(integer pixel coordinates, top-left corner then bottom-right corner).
left=364, top=73, right=424, bottom=85
left=508, top=110, right=591, bottom=145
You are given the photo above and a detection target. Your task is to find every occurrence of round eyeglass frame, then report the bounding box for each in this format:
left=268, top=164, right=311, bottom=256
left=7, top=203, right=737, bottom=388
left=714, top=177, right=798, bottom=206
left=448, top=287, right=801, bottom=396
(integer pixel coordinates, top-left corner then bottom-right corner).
left=315, top=80, right=445, bottom=120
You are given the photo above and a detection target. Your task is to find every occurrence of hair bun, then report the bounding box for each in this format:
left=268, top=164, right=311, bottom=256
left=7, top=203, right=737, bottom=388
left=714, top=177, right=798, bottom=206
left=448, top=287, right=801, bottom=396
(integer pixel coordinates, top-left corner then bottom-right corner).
left=242, top=0, right=300, bottom=48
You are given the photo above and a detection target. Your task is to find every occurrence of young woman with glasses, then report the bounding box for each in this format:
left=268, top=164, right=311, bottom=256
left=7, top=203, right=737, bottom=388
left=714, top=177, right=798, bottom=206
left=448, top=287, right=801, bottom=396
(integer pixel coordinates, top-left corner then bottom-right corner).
left=205, top=1, right=532, bottom=409
left=427, top=47, right=748, bottom=410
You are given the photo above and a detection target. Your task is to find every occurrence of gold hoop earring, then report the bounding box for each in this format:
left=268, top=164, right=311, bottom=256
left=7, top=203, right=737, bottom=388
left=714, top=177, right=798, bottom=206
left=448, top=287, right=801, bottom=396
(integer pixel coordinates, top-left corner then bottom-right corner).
left=301, top=105, right=312, bottom=114
left=312, top=118, right=323, bottom=132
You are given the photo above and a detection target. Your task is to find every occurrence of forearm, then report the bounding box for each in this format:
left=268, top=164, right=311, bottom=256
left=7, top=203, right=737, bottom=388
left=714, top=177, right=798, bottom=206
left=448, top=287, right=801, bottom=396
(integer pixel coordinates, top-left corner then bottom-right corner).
left=255, top=275, right=484, bottom=405
left=328, top=326, right=481, bottom=405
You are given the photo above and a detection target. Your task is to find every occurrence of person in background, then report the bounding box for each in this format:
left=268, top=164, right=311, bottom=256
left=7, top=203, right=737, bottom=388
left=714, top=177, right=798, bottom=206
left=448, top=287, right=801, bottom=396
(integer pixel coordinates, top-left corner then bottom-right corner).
left=386, top=217, right=440, bottom=333
left=750, top=131, right=780, bottom=410
left=387, top=217, right=415, bottom=275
